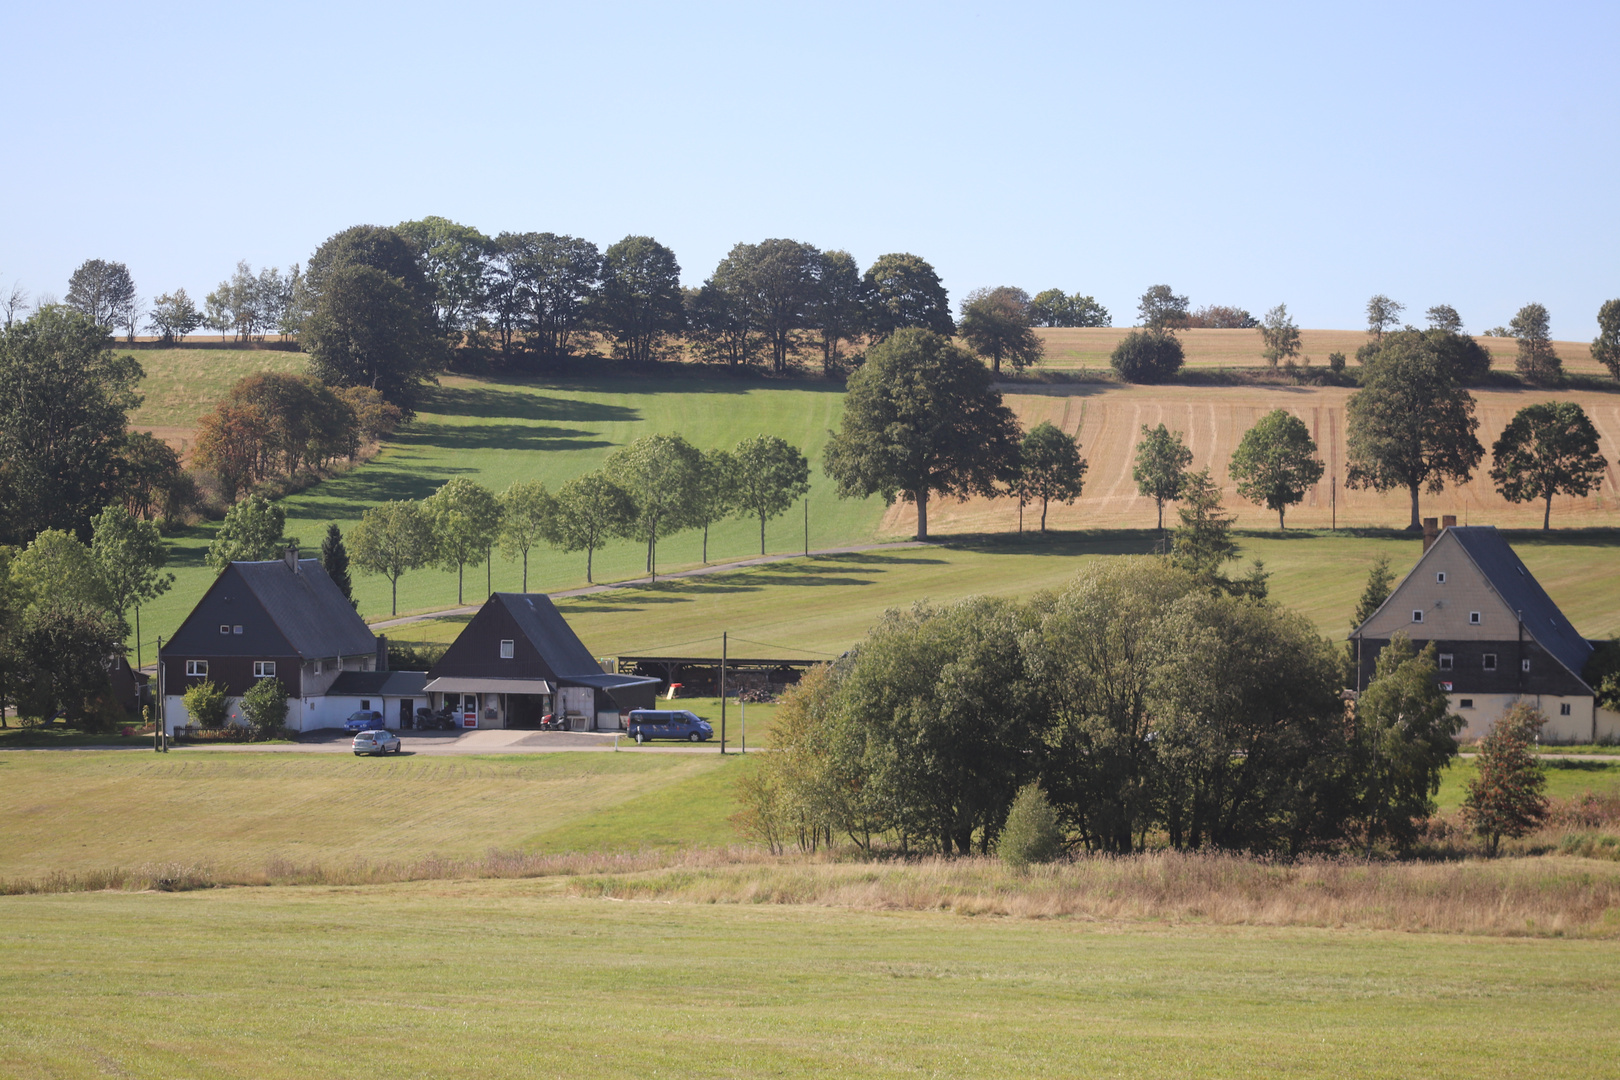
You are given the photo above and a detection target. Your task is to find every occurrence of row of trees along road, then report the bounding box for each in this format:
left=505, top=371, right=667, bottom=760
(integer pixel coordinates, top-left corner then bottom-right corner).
left=341, top=434, right=813, bottom=614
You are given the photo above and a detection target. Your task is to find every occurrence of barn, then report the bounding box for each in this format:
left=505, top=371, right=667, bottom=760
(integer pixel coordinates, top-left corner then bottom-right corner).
left=423, top=592, right=660, bottom=730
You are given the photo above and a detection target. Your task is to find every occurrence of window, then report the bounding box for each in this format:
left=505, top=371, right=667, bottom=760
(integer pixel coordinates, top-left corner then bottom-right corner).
left=314, top=660, right=323, bottom=675
left=1483, top=654, right=1497, bottom=671
left=1412, top=610, right=1424, bottom=623
left=500, top=639, right=515, bottom=659
left=1438, top=654, right=1453, bottom=671
left=360, top=700, right=371, bottom=710
left=1460, top=699, right=1474, bottom=709
left=219, top=625, right=230, bottom=635
left=1469, top=612, right=1481, bottom=625
left=1522, top=659, right=1532, bottom=673
left=186, top=660, right=208, bottom=676
left=234, top=625, right=243, bottom=635
left=1560, top=703, right=1572, bottom=716
left=1436, top=572, right=1447, bottom=584
left=253, top=661, right=276, bottom=678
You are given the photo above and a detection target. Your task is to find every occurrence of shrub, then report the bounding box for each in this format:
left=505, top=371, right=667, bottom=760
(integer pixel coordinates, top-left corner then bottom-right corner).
left=1463, top=701, right=1549, bottom=856
left=997, top=783, right=1063, bottom=869
left=181, top=680, right=228, bottom=730
left=1328, top=351, right=1347, bottom=375
left=240, top=677, right=290, bottom=738
left=1109, top=329, right=1184, bottom=383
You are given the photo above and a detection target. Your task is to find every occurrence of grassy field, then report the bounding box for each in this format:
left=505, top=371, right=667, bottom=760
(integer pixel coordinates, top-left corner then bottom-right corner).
left=126, top=346, right=306, bottom=447
left=1032, top=326, right=1606, bottom=374
left=2, top=747, right=1616, bottom=881
left=378, top=528, right=1620, bottom=665
left=3, top=884, right=1616, bottom=1078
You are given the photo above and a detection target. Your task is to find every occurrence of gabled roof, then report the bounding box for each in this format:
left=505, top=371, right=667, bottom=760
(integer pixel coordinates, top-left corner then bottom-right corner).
left=493, top=592, right=604, bottom=677
left=164, top=557, right=375, bottom=660
left=1445, top=527, right=1593, bottom=677
left=1352, top=526, right=1592, bottom=683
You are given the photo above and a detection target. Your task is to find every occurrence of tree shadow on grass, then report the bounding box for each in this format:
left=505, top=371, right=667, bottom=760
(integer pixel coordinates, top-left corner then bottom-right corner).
left=393, top=422, right=613, bottom=455
left=1544, top=759, right=1620, bottom=773
left=939, top=529, right=1163, bottom=557
left=419, top=385, right=643, bottom=424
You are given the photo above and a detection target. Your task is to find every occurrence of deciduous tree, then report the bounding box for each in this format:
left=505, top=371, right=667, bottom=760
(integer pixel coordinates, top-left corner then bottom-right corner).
left=65, top=259, right=136, bottom=331
left=1365, top=294, right=1404, bottom=343
left=1591, top=299, right=1620, bottom=381
left=823, top=328, right=1021, bottom=541
left=348, top=500, right=433, bottom=615
left=1258, top=303, right=1302, bottom=369
left=732, top=436, right=810, bottom=555
left=205, top=496, right=287, bottom=571
left=1229, top=409, right=1324, bottom=528
left=1353, top=634, right=1462, bottom=854
left=0, top=307, right=143, bottom=544
left=1018, top=422, right=1086, bottom=532
left=1109, top=329, right=1184, bottom=383
left=550, top=472, right=634, bottom=584
left=1463, top=701, right=1548, bottom=856
left=809, top=249, right=867, bottom=374
left=862, top=253, right=954, bottom=340
left=1345, top=336, right=1483, bottom=529
left=423, top=478, right=502, bottom=604
left=1426, top=304, right=1464, bottom=333
left=1509, top=302, right=1561, bottom=384
left=1132, top=423, right=1192, bottom=532
left=1137, top=284, right=1189, bottom=330
left=593, top=235, right=685, bottom=364
left=498, top=480, right=556, bottom=592
left=91, top=505, right=172, bottom=661
left=689, top=449, right=738, bottom=564
left=607, top=434, right=702, bottom=579
left=958, top=286, right=1043, bottom=374
left=1489, top=400, right=1608, bottom=529
left=394, top=216, right=492, bottom=340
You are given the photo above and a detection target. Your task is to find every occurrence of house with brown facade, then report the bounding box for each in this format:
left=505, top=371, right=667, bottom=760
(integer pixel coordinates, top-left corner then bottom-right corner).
left=1350, top=518, right=1619, bottom=744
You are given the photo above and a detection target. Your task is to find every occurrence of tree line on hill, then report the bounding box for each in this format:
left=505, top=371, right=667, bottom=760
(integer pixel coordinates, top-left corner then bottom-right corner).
left=738, top=547, right=1553, bottom=861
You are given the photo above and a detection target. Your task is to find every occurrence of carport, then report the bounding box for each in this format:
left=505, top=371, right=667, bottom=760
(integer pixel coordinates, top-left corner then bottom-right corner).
left=420, top=676, right=552, bottom=730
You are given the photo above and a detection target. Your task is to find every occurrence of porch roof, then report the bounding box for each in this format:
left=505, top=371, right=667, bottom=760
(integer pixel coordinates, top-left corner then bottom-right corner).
left=421, top=677, right=553, bottom=695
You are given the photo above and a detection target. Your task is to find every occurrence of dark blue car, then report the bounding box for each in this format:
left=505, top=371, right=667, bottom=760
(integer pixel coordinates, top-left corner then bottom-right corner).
left=628, top=709, right=713, bottom=744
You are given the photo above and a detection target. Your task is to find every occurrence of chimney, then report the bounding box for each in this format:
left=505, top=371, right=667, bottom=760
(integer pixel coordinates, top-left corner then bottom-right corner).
left=284, top=543, right=299, bottom=572
left=1441, top=514, right=1457, bottom=530
left=376, top=634, right=389, bottom=673
left=1422, top=517, right=1439, bottom=553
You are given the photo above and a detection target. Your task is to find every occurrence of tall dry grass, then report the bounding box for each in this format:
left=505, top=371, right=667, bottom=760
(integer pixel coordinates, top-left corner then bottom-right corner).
left=6, top=845, right=1620, bottom=938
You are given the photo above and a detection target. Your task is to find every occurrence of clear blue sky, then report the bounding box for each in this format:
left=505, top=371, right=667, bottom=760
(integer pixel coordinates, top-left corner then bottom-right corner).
left=3, top=1, right=1615, bottom=338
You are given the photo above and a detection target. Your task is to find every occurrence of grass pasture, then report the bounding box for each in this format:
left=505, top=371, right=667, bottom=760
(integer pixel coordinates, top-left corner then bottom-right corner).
left=5, top=884, right=1618, bottom=1079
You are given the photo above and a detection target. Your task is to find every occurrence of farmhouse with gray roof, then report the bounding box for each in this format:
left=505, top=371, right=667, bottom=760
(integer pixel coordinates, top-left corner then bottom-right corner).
left=158, top=546, right=384, bottom=734
left=1349, top=518, right=1619, bottom=743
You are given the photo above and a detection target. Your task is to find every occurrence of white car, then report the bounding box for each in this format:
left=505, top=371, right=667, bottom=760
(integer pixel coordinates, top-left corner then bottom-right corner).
left=352, top=729, right=401, bottom=756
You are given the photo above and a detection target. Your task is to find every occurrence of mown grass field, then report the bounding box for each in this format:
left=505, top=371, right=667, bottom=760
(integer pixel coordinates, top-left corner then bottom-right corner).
left=2, top=748, right=1616, bottom=881
left=4, top=883, right=1616, bottom=1079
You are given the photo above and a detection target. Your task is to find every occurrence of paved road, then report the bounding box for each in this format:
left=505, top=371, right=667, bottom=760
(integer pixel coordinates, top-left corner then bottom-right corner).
left=368, top=540, right=930, bottom=630
left=0, top=729, right=750, bottom=756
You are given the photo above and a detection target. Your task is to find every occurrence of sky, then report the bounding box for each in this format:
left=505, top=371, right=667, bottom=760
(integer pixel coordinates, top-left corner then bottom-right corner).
left=2, top=1, right=1616, bottom=338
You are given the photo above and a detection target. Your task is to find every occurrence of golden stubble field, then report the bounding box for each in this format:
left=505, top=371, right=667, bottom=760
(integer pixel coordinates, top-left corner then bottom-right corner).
left=883, top=382, right=1620, bottom=533
left=1033, top=327, right=1604, bottom=373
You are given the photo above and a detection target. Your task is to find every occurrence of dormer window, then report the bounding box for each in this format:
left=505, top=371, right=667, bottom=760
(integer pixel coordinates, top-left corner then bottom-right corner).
left=500, top=639, right=515, bottom=659
left=1412, top=610, right=1424, bottom=623
left=1436, top=572, right=1446, bottom=584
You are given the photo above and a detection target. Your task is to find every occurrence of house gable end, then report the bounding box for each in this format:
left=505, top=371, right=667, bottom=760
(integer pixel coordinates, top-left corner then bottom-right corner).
left=428, top=599, right=561, bottom=682
left=163, top=564, right=299, bottom=658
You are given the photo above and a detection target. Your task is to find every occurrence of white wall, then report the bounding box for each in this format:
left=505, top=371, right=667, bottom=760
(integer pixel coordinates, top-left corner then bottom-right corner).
left=1451, top=693, right=1596, bottom=743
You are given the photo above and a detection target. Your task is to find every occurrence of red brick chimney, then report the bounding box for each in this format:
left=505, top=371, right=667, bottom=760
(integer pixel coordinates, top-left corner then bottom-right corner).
left=1441, top=514, right=1457, bottom=530
left=1422, top=517, right=1439, bottom=553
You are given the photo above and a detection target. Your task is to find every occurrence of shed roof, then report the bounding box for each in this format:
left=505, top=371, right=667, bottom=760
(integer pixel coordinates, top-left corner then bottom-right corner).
left=327, top=670, right=428, bottom=697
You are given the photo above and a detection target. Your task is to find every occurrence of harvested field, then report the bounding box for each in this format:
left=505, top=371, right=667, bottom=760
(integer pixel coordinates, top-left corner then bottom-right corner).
left=886, top=381, right=1620, bottom=532
left=1033, top=326, right=1605, bottom=374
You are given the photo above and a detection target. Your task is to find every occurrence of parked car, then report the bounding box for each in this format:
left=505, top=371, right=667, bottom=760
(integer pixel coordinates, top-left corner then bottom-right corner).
left=627, top=709, right=713, bottom=744
left=352, top=729, right=401, bottom=756
left=344, top=710, right=385, bottom=732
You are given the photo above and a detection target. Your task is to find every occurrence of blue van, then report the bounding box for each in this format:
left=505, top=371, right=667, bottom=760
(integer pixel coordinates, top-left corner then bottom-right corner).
left=627, top=710, right=713, bottom=744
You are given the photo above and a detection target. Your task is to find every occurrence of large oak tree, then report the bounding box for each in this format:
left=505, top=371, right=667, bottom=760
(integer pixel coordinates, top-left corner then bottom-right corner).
left=1489, top=400, right=1608, bottom=529
left=823, top=328, right=1020, bottom=540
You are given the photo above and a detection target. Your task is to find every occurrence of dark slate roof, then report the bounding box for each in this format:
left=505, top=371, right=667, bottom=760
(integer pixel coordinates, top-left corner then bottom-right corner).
left=327, top=670, right=428, bottom=696
left=1449, top=527, right=1593, bottom=679
left=494, top=592, right=604, bottom=677
left=232, top=558, right=376, bottom=660
left=559, top=671, right=663, bottom=691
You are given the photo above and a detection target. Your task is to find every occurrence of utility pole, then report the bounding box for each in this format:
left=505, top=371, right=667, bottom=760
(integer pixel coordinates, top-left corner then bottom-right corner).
left=803, top=498, right=809, bottom=556
left=155, top=635, right=164, bottom=752
left=1331, top=474, right=1337, bottom=531
left=719, top=631, right=727, bottom=755
left=741, top=698, right=746, bottom=754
